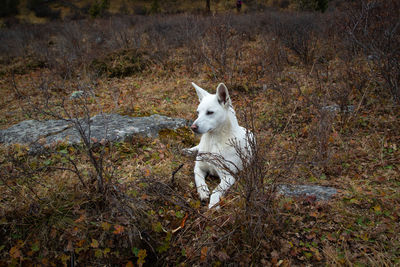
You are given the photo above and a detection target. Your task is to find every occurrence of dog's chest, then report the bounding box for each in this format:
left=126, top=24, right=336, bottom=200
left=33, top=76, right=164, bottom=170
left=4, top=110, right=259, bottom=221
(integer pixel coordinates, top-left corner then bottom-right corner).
left=198, top=134, right=235, bottom=155
left=196, top=135, right=239, bottom=175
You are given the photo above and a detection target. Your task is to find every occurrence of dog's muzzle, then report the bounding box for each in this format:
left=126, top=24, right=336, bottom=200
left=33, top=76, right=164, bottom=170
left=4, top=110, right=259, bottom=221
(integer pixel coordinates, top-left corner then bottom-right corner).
left=191, top=124, right=199, bottom=133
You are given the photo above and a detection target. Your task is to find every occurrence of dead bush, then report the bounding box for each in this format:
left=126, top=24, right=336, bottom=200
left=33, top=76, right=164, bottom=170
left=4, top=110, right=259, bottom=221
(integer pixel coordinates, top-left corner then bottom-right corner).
left=272, top=12, right=321, bottom=65
left=90, top=49, right=147, bottom=78
left=293, top=70, right=336, bottom=169
left=0, top=76, right=158, bottom=266
left=199, top=16, right=244, bottom=82
left=180, top=107, right=284, bottom=264
left=347, top=0, right=400, bottom=104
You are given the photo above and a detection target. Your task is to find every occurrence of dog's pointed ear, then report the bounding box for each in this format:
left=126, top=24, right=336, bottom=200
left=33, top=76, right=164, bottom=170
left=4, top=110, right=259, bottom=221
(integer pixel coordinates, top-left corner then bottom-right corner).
left=192, top=82, right=209, bottom=102
left=216, top=83, right=231, bottom=107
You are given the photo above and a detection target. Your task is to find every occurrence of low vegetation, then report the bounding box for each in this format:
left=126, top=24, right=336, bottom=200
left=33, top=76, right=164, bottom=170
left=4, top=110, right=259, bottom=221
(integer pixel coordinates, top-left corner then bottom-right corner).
left=0, top=0, right=399, bottom=266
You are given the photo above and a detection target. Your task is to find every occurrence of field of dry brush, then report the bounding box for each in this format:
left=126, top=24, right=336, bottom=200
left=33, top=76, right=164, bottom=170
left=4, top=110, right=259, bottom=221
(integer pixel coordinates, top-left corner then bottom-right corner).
left=0, top=1, right=399, bottom=266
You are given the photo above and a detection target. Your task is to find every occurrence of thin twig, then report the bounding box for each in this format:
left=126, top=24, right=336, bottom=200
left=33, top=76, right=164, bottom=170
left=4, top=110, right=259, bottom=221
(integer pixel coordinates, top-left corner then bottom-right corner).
left=171, top=163, right=184, bottom=186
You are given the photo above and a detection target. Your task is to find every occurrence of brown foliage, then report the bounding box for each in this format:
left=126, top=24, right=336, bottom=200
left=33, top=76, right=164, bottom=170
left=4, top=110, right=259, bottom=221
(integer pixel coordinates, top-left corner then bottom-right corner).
left=1, top=3, right=400, bottom=266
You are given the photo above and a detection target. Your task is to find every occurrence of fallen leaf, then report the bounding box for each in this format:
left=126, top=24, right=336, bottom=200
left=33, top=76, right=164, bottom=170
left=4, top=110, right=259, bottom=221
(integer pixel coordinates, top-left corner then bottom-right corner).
left=76, top=239, right=85, bottom=247
left=10, top=246, right=22, bottom=259
left=180, top=213, right=189, bottom=228
left=91, top=239, right=99, bottom=248
left=74, top=214, right=86, bottom=223
left=327, top=233, right=336, bottom=241
left=200, top=246, right=208, bottom=262
left=101, top=222, right=111, bottom=231
left=95, top=249, right=103, bottom=258
left=113, top=224, right=125, bottom=234
left=137, top=249, right=147, bottom=267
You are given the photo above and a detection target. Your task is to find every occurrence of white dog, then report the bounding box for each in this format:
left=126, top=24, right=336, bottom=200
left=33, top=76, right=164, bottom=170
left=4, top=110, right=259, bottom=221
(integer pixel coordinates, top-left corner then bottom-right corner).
left=186, top=82, right=252, bottom=209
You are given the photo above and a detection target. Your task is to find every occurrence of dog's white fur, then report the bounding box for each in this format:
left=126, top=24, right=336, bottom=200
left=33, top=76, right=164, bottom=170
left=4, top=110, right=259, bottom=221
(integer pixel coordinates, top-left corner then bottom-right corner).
left=186, top=82, right=252, bottom=209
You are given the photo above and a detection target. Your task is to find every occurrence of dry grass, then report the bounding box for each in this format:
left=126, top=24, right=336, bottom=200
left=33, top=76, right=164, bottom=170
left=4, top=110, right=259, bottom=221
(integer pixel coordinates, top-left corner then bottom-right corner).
left=1, top=2, right=400, bottom=266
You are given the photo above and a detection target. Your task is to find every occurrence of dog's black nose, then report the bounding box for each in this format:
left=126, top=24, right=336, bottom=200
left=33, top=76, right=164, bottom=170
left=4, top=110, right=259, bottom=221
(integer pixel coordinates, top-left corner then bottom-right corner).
left=191, top=124, right=198, bottom=133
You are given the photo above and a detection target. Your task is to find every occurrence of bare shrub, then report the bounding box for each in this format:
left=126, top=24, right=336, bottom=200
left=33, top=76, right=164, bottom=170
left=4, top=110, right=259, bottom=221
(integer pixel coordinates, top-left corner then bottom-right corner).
left=0, top=23, right=64, bottom=77
left=293, top=70, right=336, bottom=169
left=107, top=16, right=143, bottom=50
left=347, top=0, right=400, bottom=104
left=181, top=17, right=208, bottom=74
left=0, top=26, right=29, bottom=59
left=272, top=12, right=321, bottom=65
left=0, top=16, right=147, bottom=78
left=50, top=23, right=86, bottom=78
left=1, top=75, right=157, bottom=265
left=138, top=15, right=207, bottom=69
left=17, top=77, right=108, bottom=192
left=256, top=35, right=290, bottom=97
left=199, top=16, right=244, bottom=82
left=182, top=107, right=284, bottom=263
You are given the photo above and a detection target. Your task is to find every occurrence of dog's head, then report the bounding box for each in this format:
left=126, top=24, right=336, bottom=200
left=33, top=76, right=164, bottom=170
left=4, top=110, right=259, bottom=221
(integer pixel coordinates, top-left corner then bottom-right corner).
left=190, top=82, right=232, bottom=134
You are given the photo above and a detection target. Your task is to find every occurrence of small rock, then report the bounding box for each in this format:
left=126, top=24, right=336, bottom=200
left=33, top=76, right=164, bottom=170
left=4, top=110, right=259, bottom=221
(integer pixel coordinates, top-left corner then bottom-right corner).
left=69, top=91, right=85, bottom=99
left=322, top=104, right=354, bottom=114
left=277, top=184, right=337, bottom=201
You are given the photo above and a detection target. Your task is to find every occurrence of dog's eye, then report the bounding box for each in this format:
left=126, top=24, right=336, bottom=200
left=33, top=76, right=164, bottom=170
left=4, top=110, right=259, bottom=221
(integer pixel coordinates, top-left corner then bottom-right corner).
left=206, top=111, right=214, bottom=115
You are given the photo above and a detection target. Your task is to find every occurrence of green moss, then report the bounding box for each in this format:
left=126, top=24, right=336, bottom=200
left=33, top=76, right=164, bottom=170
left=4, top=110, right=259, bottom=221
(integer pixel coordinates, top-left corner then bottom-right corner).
left=158, top=127, right=196, bottom=146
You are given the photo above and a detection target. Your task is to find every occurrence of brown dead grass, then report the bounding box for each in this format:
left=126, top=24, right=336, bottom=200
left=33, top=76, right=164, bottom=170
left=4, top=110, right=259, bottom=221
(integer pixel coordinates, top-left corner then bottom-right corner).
left=1, top=6, right=400, bottom=266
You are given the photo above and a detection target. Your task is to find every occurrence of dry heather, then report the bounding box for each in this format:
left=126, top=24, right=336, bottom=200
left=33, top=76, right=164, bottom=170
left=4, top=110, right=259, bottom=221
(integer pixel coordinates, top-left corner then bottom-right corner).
left=0, top=1, right=399, bottom=266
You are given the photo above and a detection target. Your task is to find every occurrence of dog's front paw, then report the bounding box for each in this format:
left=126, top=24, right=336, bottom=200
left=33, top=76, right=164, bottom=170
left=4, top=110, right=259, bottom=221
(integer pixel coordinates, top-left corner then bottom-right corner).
left=182, top=147, right=198, bottom=157
left=198, top=186, right=210, bottom=201
left=208, top=192, right=222, bottom=209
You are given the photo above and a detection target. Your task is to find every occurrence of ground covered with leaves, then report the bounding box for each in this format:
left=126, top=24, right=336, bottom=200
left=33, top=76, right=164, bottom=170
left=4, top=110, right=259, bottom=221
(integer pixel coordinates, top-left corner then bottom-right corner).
left=1, top=1, right=400, bottom=266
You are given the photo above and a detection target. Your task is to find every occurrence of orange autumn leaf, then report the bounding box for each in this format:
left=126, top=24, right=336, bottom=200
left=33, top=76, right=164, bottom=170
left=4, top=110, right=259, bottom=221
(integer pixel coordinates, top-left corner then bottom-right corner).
left=125, top=261, right=134, bottom=267
left=74, top=214, right=86, bottom=223
left=180, top=213, right=189, bottom=228
left=91, top=239, right=99, bottom=248
left=113, top=224, right=125, bottom=234
left=200, top=246, right=208, bottom=262
left=76, top=239, right=85, bottom=247
left=10, top=246, right=22, bottom=259
left=327, top=233, right=336, bottom=241
left=141, top=194, right=150, bottom=200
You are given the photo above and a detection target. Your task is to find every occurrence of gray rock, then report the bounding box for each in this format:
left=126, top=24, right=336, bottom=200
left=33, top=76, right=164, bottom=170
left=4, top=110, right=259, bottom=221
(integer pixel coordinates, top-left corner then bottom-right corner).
left=0, top=119, right=72, bottom=144
left=69, top=90, right=85, bottom=99
left=277, top=184, right=337, bottom=201
left=322, top=104, right=355, bottom=113
left=0, top=114, right=189, bottom=152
